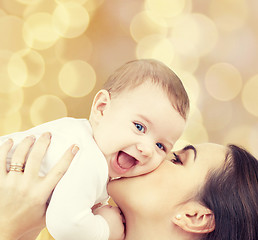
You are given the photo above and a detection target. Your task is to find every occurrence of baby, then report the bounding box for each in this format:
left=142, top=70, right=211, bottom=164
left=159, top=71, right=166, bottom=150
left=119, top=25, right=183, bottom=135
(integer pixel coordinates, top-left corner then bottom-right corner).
left=2, top=59, right=189, bottom=240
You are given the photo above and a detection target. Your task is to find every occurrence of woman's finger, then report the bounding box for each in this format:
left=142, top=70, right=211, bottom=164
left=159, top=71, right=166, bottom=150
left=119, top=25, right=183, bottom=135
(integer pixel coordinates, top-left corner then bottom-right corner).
left=42, top=144, right=79, bottom=196
left=8, top=136, right=35, bottom=176
left=0, top=139, right=13, bottom=175
left=24, top=132, right=52, bottom=176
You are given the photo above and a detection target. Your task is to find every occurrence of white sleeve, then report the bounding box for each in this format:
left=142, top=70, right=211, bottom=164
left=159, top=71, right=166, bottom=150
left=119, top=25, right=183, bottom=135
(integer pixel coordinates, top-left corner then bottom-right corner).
left=46, top=120, right=110, bottom=240
left=46, top=138, right=110, bottom=240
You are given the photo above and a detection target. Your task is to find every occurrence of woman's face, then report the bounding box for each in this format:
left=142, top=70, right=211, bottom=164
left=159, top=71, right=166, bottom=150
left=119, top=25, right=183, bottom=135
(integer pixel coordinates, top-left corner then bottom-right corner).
left=108, top=143, right=227, bottom=220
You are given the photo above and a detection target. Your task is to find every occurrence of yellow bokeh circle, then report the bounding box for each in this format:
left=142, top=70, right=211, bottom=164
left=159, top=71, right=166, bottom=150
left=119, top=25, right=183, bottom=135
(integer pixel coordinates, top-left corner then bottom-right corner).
left=145, top=0, right=186, bottom=18
left=53, top=2, right=90, bottom=38
left=181, top=120, right=209, bottom=144
left=241, top=75, right=258, bottom=117
left=30, top=95, right=68, bottom=126
left=205, top=63, right=242, bottom=101
left=0, top=50, right=21, bottom=93
left=136, top=35, right=175, bottom=66
left=223, top=124, right=252, bottom=151
left=55, top=0, right=88, bottom=4
left=59, top=60, right=96, bottom=97
left=23, top=12, right=59, bottom=50
left=130, top=11, right=167, bottom=42
left=209, top=0, right=248, bottom=31
left=171, top=13, right=218, bottom=57
left=8, top=49, right=45, bottom=87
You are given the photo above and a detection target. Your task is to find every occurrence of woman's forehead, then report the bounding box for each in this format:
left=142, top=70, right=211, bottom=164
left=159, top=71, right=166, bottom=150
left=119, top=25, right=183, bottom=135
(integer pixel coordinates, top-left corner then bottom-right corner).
left=193, top=143, right=227, bottom=166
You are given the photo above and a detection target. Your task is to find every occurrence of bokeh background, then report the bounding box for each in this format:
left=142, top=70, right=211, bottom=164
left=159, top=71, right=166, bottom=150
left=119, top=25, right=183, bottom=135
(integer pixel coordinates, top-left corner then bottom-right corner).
left=0, top=0, right=258, bottom=158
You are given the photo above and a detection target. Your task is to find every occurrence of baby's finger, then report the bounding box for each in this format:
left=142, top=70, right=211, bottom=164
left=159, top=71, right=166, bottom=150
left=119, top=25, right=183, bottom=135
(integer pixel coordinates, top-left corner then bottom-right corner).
left=24, top=132, right=51, bottom=176
left=0, top=139, right=13, bottom=175
left=9, top=136, right=35, bottom=175
left=42, top=145, right=79, bottom=196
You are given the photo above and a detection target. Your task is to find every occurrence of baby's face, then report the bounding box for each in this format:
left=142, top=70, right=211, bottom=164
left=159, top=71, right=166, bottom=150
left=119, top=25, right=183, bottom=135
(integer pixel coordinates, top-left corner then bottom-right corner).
left=93, top=81, right=186, bottom=178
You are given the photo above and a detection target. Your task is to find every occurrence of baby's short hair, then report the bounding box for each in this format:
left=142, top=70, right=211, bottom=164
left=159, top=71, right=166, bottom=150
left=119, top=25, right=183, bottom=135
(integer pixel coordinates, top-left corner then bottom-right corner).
left=103, top=59, right=189, bottom=120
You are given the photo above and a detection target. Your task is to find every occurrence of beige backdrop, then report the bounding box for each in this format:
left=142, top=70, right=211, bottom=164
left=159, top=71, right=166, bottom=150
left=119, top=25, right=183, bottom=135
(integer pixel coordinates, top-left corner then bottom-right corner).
left=0, top=0, right=257, bottom=158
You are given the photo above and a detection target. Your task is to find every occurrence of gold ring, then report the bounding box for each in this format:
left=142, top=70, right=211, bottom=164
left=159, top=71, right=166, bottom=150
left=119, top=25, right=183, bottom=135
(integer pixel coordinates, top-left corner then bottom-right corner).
left=9, top=163, right=24, bottom=172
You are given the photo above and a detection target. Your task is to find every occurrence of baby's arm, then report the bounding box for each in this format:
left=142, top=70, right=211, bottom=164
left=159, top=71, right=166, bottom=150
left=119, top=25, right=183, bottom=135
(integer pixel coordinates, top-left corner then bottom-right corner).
left=93, top=205, right=125, bottom=240
left=46, top=127, right=111, bottom=240
left=46, top=159, right=110, bottom=240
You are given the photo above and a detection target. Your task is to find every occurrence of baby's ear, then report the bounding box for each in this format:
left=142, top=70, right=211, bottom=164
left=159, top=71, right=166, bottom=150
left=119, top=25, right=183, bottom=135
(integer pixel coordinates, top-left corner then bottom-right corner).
left=172, top=201, right=215, bottom=234
left=89, top=90, right=111, bottom=123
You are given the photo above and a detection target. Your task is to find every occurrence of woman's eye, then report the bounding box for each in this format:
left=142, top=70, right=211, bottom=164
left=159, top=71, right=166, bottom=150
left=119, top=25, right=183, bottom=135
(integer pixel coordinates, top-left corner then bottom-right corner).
left=134, top=123, right=145, bottom=133
left=171, top=153, right=183, bottom=165
left=156, top=142, right=166, bottom=151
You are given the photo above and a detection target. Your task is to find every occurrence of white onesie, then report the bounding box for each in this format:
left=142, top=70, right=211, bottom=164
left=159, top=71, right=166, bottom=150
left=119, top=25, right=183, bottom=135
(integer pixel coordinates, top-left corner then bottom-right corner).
left=1, top=117, right=110, bottom=240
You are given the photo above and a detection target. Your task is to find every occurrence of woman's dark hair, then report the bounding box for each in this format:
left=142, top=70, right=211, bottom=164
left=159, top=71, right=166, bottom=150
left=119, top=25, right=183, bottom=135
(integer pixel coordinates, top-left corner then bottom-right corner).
left=199, top=144, right=258, bottom=240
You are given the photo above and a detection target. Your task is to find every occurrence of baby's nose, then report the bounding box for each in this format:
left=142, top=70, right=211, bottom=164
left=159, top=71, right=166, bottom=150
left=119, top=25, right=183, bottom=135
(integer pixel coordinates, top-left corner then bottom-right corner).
left=136, top=142, right=153, bottom=159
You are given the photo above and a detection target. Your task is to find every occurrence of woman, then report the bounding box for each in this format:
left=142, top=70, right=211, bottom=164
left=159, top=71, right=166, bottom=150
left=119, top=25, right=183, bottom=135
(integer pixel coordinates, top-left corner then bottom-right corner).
left=108, top=143, right=258, bottom=240
left=1, top=139, right=258, bottom=239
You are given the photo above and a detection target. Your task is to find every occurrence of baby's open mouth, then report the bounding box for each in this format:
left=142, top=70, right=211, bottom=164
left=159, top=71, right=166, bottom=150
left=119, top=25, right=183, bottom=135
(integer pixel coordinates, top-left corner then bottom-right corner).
left=117, top=151, right=137, bottom=169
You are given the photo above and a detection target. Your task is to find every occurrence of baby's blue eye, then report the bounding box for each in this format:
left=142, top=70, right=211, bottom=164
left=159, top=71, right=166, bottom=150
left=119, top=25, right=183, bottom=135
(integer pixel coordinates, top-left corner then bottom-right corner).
left=156, top=143, right=165, bottom=151
left=134, top=123, right=145, bottom=133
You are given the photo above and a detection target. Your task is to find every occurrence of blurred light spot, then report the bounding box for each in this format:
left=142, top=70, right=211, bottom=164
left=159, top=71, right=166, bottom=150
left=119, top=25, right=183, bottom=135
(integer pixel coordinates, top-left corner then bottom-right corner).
left=55, top=0, right=87, bottom=4
left=55, top=35, right=93, bottom=62
left=241, top=75, right=258, bottom=117
left=170, top=14, right=218, bottom=57
left=205, top=63, right=242, bottom=101
left=179, top=72, right=200, bottom=104
left=0, top=88, right=24, bottom=117
left=209, top=0, right=248, bottom=31
left=187, top=105, right=203, bottom=124
left=202, top=100, right=233, bottom=132
left=16, top=0, right=41, bottom=4
left=23, top=1, right=57, bottom=18
left=0, top=16, right=25, bottom=51
left=145, top=0, right=186, bottom=18
left=84, top=0, right=105, bottom=12
left=23, top=12, right=59, bottom=50
left=30, top=95, right=67, bottom=126
left=0, top=51, right=20, bottom=93
left=180, top=120, right=209, bottom=144
left=130, top=11, right=167, bottom=42
left=59, top=60, right=96, bottom=97
left=250, top=124, right=258, bottom=158
left=136, top=35, right=175, bottom=66
left=53, top=2, right=90, bottom=38
left=8, top=49, right=45, bottom=87
left=170, top=54, right=199, bottom=74
left=0, top=112, right=22, bottom=135
left=223, top=125, right=252, bottom=151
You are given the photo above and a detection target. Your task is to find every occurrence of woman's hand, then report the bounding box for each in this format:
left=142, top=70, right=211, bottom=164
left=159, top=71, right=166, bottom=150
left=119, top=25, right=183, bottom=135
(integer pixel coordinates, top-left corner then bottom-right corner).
left=0, top=133, right=79, bottom=240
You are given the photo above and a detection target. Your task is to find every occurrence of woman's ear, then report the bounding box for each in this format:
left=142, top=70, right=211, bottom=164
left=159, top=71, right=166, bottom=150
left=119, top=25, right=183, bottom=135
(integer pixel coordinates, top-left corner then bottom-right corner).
left=89, top=90, right=111, bottom=124
left=172, top=202, right=215, bottom=234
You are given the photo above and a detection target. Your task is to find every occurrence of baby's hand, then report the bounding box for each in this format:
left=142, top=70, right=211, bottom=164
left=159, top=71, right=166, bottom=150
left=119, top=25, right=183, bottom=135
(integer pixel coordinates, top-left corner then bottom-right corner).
left=93, top=205, right=125, bottom=240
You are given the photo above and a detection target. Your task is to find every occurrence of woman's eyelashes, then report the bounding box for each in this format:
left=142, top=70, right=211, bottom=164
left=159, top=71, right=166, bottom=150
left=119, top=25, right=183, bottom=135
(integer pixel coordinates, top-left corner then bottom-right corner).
left=171, top=153, right=183, bottom=165
left=134, top=122, right=146, bottom=133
